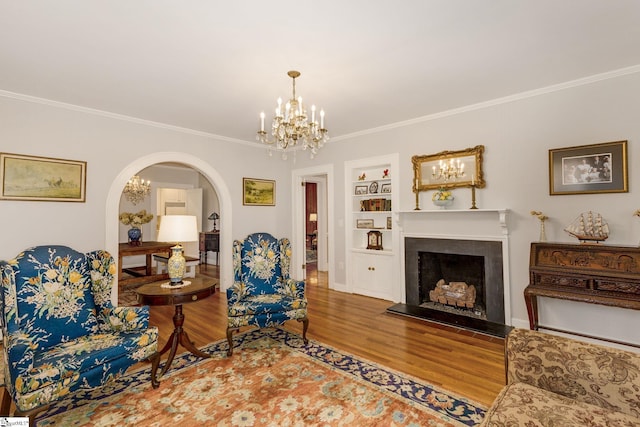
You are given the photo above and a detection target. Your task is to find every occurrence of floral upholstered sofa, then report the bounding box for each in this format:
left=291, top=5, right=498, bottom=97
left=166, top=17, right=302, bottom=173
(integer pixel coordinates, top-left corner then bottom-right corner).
left=481, top=328, right=640, bottom=426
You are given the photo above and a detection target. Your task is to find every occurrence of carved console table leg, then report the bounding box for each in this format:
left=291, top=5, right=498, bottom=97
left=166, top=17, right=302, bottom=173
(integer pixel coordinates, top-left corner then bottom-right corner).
left=524, top=287, right=539, bottom=330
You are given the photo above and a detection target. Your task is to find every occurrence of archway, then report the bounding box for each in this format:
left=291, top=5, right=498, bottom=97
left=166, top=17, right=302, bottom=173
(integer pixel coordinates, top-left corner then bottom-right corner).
left=106, top=152, right=233, bottom=303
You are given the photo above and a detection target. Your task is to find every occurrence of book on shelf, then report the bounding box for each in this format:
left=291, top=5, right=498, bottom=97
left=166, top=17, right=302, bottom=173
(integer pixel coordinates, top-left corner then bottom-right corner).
left=360, top=198, right=391, bottom=212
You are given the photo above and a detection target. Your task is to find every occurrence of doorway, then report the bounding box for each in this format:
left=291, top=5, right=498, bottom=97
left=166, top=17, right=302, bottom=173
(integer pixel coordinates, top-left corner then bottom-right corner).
left=292, top=164, right=334, bottom=290
left=106, top=152, right=233, bottom=304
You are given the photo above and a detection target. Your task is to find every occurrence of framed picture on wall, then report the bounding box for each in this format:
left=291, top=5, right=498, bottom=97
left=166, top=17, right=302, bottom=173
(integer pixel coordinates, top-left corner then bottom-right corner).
left=0, top=152, right=87, bottom=202
left=549, top=141, right=628, bottom=195
left=243, top=177, right=276, bottom=206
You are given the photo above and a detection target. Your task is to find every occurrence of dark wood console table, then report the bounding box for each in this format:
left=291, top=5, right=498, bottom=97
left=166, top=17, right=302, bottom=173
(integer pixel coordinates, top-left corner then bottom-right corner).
left=525, top=242, right=640, bottom=336
left=199, top=231, right=219, bottom=265
left=118, top=241, right=173, bottom=290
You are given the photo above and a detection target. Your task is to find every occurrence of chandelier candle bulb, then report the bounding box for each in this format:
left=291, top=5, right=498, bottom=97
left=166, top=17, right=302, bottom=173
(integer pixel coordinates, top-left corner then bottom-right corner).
left=320, top=109, right=325, bottom=128
left=260, top=112, right=265, bottom=131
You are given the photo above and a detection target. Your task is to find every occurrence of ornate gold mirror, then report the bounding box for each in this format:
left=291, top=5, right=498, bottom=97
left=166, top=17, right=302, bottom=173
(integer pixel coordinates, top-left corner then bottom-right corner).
left=412, top=145, right=485, bottom=191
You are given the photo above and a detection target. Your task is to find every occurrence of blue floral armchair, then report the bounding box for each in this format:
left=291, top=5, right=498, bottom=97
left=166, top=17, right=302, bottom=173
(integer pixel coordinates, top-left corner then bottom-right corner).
left=0, top=245, right=158, bottom=423
left=226, top=233, right=308, bottom=355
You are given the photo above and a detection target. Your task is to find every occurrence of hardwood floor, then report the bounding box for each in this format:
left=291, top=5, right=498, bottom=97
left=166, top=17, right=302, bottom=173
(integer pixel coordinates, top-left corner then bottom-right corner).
left=147, top=263, right=506, bottom=407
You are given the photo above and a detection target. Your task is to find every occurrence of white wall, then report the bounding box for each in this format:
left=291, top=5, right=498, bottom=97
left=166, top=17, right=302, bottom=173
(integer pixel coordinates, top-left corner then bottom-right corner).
left=292, top=71, right=640, bottom=345
left=2, top=70, right=640, bottom=344
left=0, top=95, right=293, bottom=292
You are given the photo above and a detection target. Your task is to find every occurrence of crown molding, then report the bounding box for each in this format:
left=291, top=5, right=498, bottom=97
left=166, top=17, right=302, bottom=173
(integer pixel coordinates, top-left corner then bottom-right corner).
left=331, top=64, right=640, bottom=142
left=2, top=64, right=639, bottom=145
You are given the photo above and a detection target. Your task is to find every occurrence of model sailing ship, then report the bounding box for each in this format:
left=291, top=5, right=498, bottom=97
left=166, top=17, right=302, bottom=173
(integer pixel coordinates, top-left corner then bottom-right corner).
left=564, top=211, right=609, bottom=243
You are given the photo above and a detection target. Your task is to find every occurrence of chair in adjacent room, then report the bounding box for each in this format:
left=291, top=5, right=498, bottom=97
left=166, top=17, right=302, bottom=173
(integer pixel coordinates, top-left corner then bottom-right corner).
left=0, top=245, right=158, bottom=424
left=226, top=232, right=308, bottom=356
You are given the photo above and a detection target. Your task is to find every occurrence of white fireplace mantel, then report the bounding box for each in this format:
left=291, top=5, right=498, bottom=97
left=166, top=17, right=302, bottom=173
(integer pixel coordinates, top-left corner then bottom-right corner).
left=397, top=208, right=509, bottom=236
left=396, top=208, right=512, bottom=324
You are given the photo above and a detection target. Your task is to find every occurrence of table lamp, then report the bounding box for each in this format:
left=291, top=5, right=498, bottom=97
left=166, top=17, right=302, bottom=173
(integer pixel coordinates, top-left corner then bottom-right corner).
left=157, top=215, right=199, bottom=285
left=208, top=212, right=219, bottom=231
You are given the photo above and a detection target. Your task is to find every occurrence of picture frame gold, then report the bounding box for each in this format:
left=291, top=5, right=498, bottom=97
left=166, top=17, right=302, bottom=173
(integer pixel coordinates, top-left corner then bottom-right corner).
left=243, top=177, right=276, bottom=206
left=549, top=140, right=628, bottom=195
left=0, top=152, right=87, bottom=202
left=412, top=145, right=485, bottom=192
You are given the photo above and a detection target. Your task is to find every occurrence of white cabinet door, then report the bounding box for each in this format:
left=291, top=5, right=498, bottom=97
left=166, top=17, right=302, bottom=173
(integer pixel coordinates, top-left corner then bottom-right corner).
left=351, top=251, right=393, bottom=301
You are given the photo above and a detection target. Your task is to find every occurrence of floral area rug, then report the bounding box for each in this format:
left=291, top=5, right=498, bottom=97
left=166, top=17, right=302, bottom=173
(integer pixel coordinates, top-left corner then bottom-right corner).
left=37, top=328, right=485, bottom=426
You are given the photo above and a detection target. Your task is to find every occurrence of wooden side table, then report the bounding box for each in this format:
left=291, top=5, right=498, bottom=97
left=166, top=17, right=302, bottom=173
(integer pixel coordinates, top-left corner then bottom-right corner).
left=136, top=277, right=217, bottom=388
left=199, top=231, right=220, bottom=265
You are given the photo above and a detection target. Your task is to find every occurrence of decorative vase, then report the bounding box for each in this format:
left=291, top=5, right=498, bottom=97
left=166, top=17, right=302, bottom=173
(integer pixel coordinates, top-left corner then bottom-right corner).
left=432, top=189, right=454, bottom=209
left=167, top=245, right=186, bottom=284
left=539, top=221, right=547, bottom=242
left=128, top=227, right=142, bottom=246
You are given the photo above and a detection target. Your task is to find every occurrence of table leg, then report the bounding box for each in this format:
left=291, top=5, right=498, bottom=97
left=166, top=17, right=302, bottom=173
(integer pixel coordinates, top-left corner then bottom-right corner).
left=149, top=304, right=212, bottom=388
left=524, top=290, right=539, bottom=330
left=145, top=254, right=153, bottom=276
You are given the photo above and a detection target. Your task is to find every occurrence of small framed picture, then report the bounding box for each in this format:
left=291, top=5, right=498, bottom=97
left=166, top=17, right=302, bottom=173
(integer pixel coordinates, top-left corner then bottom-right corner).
left=356, top=219, right=374, bottom=229
left=549, top=141, right=628, bottom=195
left=354, top=185, right=368, bottom=195
left=243, top=177, right=276, bottom=206
left=369, top=181, right=379, bottom=193
left=387, top=217, right=392, bottom=229
left=380, top=183, right=391, bottom=193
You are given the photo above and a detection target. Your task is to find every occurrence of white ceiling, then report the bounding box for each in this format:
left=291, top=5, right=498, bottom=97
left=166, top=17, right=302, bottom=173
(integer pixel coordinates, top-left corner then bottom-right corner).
left=2, top=1, right=640, bottom=144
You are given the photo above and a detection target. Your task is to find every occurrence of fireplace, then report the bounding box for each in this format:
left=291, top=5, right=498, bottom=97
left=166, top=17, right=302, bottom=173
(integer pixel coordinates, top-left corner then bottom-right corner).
left=404, top=237, right=505, bottom=325
left=420, top=251, right=485, bottom=318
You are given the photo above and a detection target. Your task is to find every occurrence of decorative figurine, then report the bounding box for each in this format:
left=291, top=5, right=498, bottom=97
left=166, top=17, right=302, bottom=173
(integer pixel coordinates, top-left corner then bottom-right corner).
left=564, top=211, right=609, bottom=243
left=530, top=210, right=548, bottom=242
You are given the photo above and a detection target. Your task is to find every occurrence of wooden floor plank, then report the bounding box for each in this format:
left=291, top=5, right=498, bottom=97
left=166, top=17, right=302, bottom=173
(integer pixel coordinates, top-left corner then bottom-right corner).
left=145, top=264, right=505, bottom=406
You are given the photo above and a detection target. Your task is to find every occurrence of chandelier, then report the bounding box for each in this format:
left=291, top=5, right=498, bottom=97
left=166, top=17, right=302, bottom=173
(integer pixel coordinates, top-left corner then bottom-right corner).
left=432, top=159, right=465, bottom=182
left=123, top=175, right=151, bottom=205
left=257, top=70, right=329, bottom=159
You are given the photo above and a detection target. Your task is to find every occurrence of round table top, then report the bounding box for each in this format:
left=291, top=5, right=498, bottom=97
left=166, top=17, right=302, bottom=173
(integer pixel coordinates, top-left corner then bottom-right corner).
left=135, top=276, right=217, bottom=306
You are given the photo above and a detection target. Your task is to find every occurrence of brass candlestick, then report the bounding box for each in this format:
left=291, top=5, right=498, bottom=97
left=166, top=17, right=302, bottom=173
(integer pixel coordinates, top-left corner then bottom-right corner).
left=470, top=184, right=478, bottom=210
left=414, top=178, right=421, bottom=210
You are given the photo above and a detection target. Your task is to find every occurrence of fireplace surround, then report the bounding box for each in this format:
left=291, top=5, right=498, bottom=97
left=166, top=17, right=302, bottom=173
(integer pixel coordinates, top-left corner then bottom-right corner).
left=405, top=237, right=505, bottom=324
left=388, top=209, right=512, bottom=337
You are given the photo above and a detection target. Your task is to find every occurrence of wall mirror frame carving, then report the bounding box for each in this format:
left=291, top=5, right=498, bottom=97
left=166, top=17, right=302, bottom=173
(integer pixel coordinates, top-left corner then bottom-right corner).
left=412, top=145, right=485, bottom=192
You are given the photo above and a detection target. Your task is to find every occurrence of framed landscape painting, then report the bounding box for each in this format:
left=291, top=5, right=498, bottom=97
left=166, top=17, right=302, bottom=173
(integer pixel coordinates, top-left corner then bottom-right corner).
left=0, top=153, right=87, bottom=202
left=549, top=141, right=628, bottom=195
left=243, top=177, right=276, bottom=206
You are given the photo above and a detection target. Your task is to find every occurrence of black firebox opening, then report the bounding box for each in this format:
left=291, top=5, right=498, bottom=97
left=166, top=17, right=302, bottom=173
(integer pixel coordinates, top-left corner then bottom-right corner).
left=419, top=251, right=486, bottom=320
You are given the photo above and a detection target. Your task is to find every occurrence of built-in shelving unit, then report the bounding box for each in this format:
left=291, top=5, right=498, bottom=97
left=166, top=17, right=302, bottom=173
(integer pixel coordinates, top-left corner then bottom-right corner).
left=344, top=154, right=400, bottom=302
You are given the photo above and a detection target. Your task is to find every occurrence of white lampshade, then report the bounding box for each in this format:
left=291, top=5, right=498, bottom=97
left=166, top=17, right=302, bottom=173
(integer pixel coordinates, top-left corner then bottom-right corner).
left=157, top=215, right=199, bottom=243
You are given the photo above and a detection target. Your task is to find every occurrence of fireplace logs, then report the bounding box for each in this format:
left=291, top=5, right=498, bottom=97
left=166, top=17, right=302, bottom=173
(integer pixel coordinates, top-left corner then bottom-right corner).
left=429, top=279, right=476, bottom=309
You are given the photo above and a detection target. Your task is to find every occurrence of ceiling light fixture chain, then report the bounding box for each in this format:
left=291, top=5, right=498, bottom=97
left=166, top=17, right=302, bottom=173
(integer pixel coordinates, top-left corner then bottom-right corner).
left=257, top=70, right=329, bottom=160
